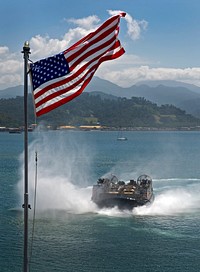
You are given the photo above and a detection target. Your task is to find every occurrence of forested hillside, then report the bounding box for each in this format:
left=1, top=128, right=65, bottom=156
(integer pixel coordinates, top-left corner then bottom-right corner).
left=0, top=93, right=200, bottom=129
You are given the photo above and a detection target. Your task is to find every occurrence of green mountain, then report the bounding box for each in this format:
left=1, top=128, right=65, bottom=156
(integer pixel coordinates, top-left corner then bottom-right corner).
left=86, top=78, right=200, bottom=118
left=86, top=78, right=200, bottom=117
left=1, top=77, right=200, bottom=119
left=0, top=93, right=200, bottom=129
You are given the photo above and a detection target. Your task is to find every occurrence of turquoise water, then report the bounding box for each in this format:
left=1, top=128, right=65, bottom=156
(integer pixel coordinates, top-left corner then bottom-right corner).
left=0, top=131, right=200, bottom=272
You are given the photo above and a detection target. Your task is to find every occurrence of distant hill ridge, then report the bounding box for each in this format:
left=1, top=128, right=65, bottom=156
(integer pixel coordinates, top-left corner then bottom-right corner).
left=86, top=77, right=200, bottom=118
left=1, top=92, right=200, bottom=128
left=1, top=77, right=200, bottom=117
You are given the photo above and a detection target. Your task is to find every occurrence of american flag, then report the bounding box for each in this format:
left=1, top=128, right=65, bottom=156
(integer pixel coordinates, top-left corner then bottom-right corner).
left=30, top=12, right=126, bottom=117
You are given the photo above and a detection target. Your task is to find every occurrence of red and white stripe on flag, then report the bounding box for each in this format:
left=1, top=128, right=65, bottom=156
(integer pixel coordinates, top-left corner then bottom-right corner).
left=30, top=12, right=126, bottom=116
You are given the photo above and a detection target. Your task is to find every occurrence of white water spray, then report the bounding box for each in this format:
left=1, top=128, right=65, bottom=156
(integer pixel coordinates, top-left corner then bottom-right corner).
left=17, top=131, right=200, bottom=217
left=96, top=178, right=200, bottom=218
left=17, top=131, right=97, bottom=214
left=133, top=179, right=200, bottom=216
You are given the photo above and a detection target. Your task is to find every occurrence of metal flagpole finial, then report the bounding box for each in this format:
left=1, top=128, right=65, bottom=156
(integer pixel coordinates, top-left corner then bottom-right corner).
left=24, top=41, right=30, bottom=48
left=22, top=41, right=30, bottom=56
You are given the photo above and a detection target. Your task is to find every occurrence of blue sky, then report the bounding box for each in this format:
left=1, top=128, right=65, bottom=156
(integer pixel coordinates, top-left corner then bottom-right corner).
left=1, top=0, right=200, bottom=89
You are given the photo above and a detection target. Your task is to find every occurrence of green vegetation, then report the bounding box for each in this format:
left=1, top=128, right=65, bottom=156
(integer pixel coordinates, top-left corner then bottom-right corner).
left=0, top=93, right=200, bottom=129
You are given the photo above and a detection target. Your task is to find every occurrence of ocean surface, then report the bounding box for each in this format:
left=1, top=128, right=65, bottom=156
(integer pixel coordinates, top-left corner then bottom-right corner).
left=0, top=130, right=200, bottom=272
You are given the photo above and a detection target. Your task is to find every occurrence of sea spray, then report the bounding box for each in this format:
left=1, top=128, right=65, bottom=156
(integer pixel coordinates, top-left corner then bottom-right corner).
left=95, top=178, right=200, bottom=218
left=97, top=206, right=132, bottom=217
left=133, top=178, right=200, bottom=216
left=17, top=130, right=200, bottom=217
left=17, top=131, right=97, bottom=213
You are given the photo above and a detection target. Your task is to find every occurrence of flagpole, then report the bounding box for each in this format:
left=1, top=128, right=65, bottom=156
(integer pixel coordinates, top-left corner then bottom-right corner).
left=22, top=41, right=31, bottom=272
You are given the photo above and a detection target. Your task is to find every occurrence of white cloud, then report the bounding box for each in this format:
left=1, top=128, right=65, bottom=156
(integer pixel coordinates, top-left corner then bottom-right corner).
left=0, top=73, right=22, bottom=88
left=107, top=9, right=125, bottom=16
left=0, top=46, right=22, bottom=89
left=0, top=46, right=9, bottom=56
left=30, top=35, right=69, bottom=59
left=67, top=15, right=100, bottom=30
left=0, top=15, right=100, bottom=90
left=30, top=15, right=101, bottom=60
left=125, top=14, right=148, bottom=40
left=0, top=59, right=22, bottom=74
left=96, top=57, right=200, bottom=87
left=108, top=10, right=148, bottom=40
left=0, top=13, right=200, bottom=91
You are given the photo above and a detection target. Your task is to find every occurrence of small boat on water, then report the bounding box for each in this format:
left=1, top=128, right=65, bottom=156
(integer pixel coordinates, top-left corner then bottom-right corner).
left=117, top=136, right=127, bottom=141
left=117, top=128, right=127, bottom=141
left=9, top=128, right=22, bottom=134
left=92, top=174, right=154, bottom=209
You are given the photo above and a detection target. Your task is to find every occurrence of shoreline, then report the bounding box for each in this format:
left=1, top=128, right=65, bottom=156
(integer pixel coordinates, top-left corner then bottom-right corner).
left=1, top=126, right=200, bottom=132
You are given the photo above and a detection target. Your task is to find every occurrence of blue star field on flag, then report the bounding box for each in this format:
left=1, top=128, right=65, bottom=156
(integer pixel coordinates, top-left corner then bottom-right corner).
left=31, top=53, right=70, bottom=90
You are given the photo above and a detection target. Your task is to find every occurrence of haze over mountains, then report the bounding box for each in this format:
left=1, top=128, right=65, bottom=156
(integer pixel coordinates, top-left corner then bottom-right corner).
left=1, top=77, right=200, bottom=118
